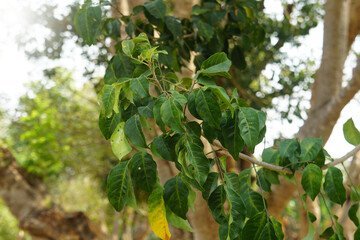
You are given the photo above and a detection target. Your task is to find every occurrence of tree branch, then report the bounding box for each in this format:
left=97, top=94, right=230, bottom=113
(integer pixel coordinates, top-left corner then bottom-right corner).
left=213, top=140, right=360, bottom=174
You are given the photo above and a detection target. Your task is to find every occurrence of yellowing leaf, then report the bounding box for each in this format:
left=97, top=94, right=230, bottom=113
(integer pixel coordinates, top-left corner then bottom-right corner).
left=110, top=122, right=132, bottom=160
left=148, top=187, right=171, bottom=240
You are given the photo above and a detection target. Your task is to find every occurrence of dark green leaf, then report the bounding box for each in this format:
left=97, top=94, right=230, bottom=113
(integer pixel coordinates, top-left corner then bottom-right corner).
left=187, top=90, right=201, bottom=119
left=99, top=112, right=121, bottom=140
left=349, top=203, right=359, bottom=227
left=238, top=107, right=260, bottom=153
left=130, top=152, right=157, bottom=192
left=256, top=168, right=272, bottom=192
left=74, top=6, right=101, bottom=45
left=185, top=136, right=210, bottom=185
left=201, top=52, right=232, bottom=78
left=343, top=118, right=360, bottom=146
left=202, top=121, right=219, bottom=143
left=104, top=54, right=135, bottom=84
left=262, top=148, right=279, bottom=164
left=270, top=217, right=284, bottom=240
left=202, top=172, right=219, bottom=200
left=219, top=110, right=244, bottom=159
left=208, top=185, right=227, bottom=224
left=195, top=20, right=215, bottom=42
left=231, top=45, right=246, bottom=70
left=324, top=166, right=346, bottom=205
left=301, top=164, right=322, bottom=201
left=242, top=212, right=267, bottom=240
left=278, top=139, right=300, bottom=169
left=259, top=222, right=277, bottom=240
left=100, top=85, right=116, bottom=118
left=320, top=226, right=334, bottom=239
left=355, top=226, right=360, bottom=240
left=185, top=121, right=201, bottom=137
left=130, top=75, right=149, bottom=97
left=151, top=134, right=179, bottom=162
left=165, top=16, right=182, bottom=38
left=107, top=161, right=130, bottom=211
left=243, top=190, right=266, bottom=218
left=160, top=97, right=185, bottom=133
left=195, top=89, right=221, bottom=128
left=153, top=95, right=166, bottom=132
left=307, top=211, right=317, bottom=223
left=300, top=138, right=323, bottom=162
left=138, top=100, right=154, bottom=118
left=163, top=176, right=189, bottom=219
left=144, top=0, right=166, bottom=19
left=124, top=115, right=147, bottom=149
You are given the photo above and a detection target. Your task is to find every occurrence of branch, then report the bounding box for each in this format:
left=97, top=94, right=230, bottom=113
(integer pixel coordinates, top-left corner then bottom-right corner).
left=324, top=144, right=360, bottom=169
left=213, top=140, right=360, bottom=174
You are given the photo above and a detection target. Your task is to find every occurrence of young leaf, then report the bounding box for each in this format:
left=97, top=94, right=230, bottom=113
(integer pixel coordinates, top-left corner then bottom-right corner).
left=238, top=107, right=260, bottom=153
left=99, top=112, right=121, bottom=140
left=300, top=138, right=323, bottom=162
left=301, top=164, right=322, bottom=201
left=110, top=123, right=132, bottom=161
left=201, top=52, right=231, bottom=78
left=74, top=6, right=102, bottom=45
left=122, top=39, right=135, bottom=56
left=124, top=115, right=147, bottom=149
left=160, top=97, right=185, bottom=133
left=323, top=166, right=346, bottom=205
left=107, top=161, right=130, bottom=211
left=195, top=89, right=221, bottom=128
left=343, top=118, right=360, bottom=146
left=130, top=152, right=157, bottom=192
left=148, top=187, right=171, bottom=240
left=100, top=85, right=116, bottom=118
left=163, top=176, right=189, bottom=219
left=144, top=0, right=166, bottom=20
left=348, top=203, right=360, bottom=227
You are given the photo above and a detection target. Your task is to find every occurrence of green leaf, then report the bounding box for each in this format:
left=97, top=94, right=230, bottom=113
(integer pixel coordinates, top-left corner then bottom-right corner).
left=124, top=115, right=147, bottom=149
left=130, top=76, right=149, bottom=97
left=231, top=46, right=246, bottom=70
left=224, top=173, right=247, bottom=224
left=262, top=148, right=279, bottom=164
left=238, top=107, right=260, bottom=153
left=208, top=185, right=227, bottom=224
left=343, top=118, right=360, bottom=146
left=163, top=176, right=189, bottom=219
left=195, top=89, right=221, bottom=128
left=256, top=168, right=272, bottom=192
left=324, top=166, right=346, bottom=205
left=130, top=152, right=157, bottom=192
left=104, top=54, right=135, bottom=84
left=300, top=138, right=323, bottom=162
left=187, top=90, right=201, bottom=119
left=122, top=39, right=134, bottom=56
left=144, top=0, right=166, bottom=20
left=242, top=212, right=267, bottom=240
left=153, top=95, right=166, bottom=132
left=74, top=6, right=102, bottom=45
left=301, top=164, right=322, bottom=201
left=138, top=100, right=154, bottom=118
left=165, top=16, right=182, bottom=38
left=100, top=85, right=116, bottom=118
left=110, top=122, right=132, bottom=160
left=160, top=97, right=185, bottom=133
left=151, top=134, right=179, bottom=162
left=278, top=139, right=300, bottom=169
left=107, top=161, right=130, bottom=211
left=201, top=52, right=232, bottom=78
left=355, top=226, right=360, bottom=240
left=148, top=187, right=171, bottom=240
left=195, top=19, right=215, bottom=42
left=204, top=85, right=234, bottom=113
left=202, top=172, right=219, bottom=200
left=99, top=112, right=121, bottom=140
left=259, top=222, right=277, bottom=240
left=270, top=217, right=284, bottom=240
left=320, top=226, right=334, bottom=239
left=350, top=185, right=360, bottom=202
left=219, top=110, right=244, bottom=159
left=185, top=137, right=210, bottom=185
left=166, top=206, right=193, bottom=232
left=349, top=203, right=359, bottom=227
left=243, top=190, right=266, bottom=218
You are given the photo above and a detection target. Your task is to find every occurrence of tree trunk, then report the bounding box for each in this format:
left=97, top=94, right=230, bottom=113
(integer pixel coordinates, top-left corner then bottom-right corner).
left=0, top=144, right=106, bottom=240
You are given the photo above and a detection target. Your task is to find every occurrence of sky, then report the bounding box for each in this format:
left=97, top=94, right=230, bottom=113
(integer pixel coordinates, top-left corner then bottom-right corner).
left=0, top=0, right=359, bottom=160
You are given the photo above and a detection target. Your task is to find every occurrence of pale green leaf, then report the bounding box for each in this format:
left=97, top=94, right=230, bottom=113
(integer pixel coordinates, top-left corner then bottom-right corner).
left=110, top=122, right=132, bottom=160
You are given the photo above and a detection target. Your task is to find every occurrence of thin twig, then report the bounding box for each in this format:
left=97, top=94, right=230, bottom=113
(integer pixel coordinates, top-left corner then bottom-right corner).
left=324, top=144, right=360, bottom=168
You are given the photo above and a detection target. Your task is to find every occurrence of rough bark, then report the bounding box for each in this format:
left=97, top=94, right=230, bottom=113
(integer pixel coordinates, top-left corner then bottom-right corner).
left=0, top=145, right=106, bottom=240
